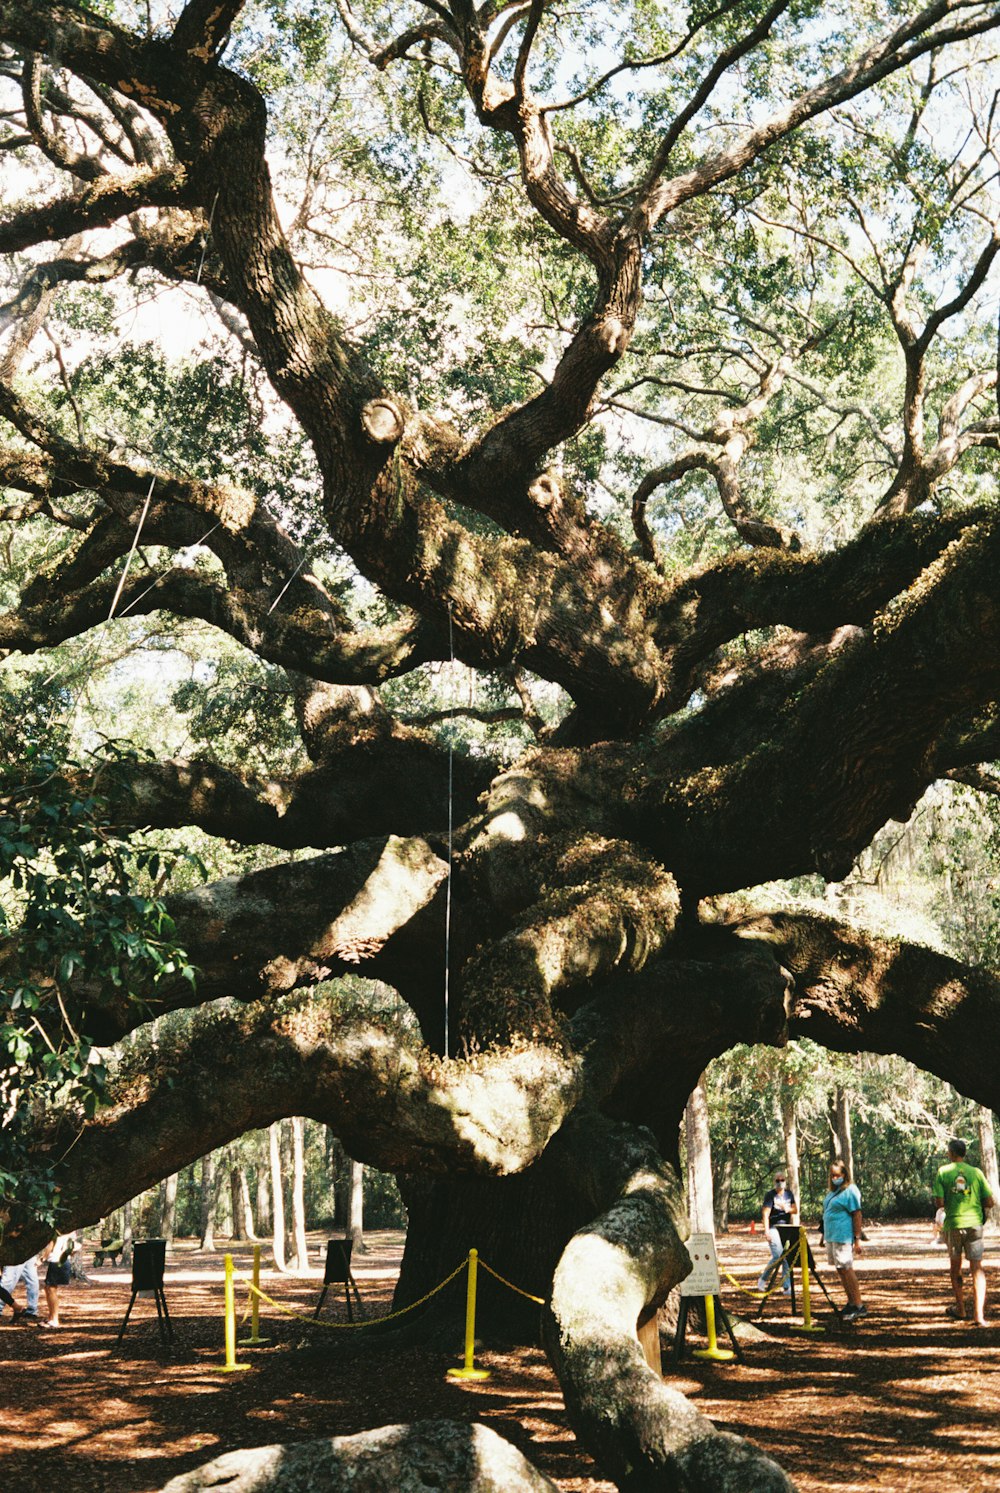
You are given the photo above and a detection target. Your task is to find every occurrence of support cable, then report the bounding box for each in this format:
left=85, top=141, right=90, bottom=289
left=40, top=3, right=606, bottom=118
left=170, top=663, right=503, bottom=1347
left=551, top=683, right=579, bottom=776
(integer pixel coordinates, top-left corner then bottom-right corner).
left=444, top=600, right=454, bottom=1057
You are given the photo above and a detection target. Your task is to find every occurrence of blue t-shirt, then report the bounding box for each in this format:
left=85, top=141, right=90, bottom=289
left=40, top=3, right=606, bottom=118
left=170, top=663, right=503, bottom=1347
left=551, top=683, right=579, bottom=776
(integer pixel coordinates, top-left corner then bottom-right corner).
left=822, top=1181, right=862, bottom=1243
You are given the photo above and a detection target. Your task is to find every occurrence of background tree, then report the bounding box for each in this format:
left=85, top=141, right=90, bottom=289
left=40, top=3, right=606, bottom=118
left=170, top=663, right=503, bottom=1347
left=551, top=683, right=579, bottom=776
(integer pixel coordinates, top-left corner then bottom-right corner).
left=3, top=3, right=1000, bottom=1489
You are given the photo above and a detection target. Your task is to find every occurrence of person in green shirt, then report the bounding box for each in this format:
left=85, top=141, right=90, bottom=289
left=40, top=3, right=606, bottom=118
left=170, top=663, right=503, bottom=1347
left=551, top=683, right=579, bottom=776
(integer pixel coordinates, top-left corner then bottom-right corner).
left=933, top=1138, right=995, bottom=1326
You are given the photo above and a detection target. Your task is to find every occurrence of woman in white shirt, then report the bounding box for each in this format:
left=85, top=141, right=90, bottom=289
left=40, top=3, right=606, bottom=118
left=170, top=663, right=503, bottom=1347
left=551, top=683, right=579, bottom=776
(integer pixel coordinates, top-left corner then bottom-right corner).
left=42, top=1233, right=76, bottom=1328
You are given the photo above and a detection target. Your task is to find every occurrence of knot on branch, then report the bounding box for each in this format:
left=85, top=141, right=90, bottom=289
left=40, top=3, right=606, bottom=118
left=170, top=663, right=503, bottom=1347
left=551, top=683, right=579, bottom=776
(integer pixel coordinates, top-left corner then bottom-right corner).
left=361, top=397, right=406, bottom=446
left=598, top=316, right=626, bottom=358
left=528, top=472, right=560, bottom=510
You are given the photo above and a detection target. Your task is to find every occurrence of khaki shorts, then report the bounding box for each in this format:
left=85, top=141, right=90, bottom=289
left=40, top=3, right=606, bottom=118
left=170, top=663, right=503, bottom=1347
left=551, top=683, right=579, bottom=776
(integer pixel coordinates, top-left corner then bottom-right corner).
left=945, top=1226, right=984, bottom=1263
left=826, top=1239, right=854, bottom=1269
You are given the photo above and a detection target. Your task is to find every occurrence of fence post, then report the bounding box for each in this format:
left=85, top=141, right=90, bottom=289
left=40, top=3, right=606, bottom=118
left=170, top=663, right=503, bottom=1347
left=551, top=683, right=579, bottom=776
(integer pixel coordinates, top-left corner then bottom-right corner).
left=794, top=1226, right=825, bottom=1334
left=447, top=1249, right=490, bottom=1381
left=213, top=1253, right=252, bottom=1373
left=239, top=1244, right=270, bottom=1346
left=692, top=1293, right=735, bottom=1362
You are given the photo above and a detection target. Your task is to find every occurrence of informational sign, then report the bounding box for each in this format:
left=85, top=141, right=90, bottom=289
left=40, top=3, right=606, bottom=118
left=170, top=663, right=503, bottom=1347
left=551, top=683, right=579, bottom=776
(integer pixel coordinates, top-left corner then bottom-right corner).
left=680, top=1231, right=722, bottom=1296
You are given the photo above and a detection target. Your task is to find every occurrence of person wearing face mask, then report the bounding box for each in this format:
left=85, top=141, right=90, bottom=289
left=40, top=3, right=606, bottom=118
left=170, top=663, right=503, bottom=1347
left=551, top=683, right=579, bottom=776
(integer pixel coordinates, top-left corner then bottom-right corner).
left=822, top=1159, right=866, bottom=1321
left=757, top=1170, right=798, bottom=1293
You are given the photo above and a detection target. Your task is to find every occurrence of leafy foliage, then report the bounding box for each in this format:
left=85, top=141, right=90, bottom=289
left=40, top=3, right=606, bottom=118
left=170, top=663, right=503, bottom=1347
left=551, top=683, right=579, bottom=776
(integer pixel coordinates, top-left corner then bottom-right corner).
left=0, top=748, right=200, bottom=1232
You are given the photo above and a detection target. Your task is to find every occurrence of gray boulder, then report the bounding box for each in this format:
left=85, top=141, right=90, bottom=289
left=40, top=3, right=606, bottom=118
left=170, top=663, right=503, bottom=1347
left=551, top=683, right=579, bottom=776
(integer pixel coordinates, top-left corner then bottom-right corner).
left=159, top=1419, right=560, bottom=1492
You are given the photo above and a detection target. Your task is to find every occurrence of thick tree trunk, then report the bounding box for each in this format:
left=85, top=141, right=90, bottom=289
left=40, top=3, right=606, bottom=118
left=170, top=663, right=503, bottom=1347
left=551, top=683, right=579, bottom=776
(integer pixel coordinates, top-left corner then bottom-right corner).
left=161, top=1172, right=178, bottom=1246
left=781, top=1089, right=801, bottom=1204
left=255, top=1134, right=271, bottom=1234
left=269, top=1121, right=288, bottom=1272
left=121, top=1198, right=133, bottom=1268
left=395, top=1162, right=586, bottom=1342
left=714, top=1146, right=735, bottom=1233
left=346, top=1158, right=366, bottom=1255
left=229, top=1164, right=255, bottom=1241
left=199, top=1152, right=216, bottom=1251
left=977, top=1108, right=1000, bottom=1228
left=827, top=1085, right=854, bottom=1179
left=684, top=1073, right=715, bottom=1233
left=289, top=1117, right=309, bottom=1269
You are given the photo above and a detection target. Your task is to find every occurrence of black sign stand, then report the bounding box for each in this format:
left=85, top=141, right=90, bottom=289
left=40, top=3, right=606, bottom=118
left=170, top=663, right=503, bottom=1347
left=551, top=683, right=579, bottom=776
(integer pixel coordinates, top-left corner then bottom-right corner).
left=314, top=1237, right=363, bottom=1322
left=115, top=1238, right=173, bottom=1346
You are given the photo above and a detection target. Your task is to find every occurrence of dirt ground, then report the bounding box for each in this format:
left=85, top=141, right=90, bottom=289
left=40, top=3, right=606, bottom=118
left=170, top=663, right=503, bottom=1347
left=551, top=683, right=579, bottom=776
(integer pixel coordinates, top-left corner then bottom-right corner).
left=1, top=1220, right=999, bottom=1492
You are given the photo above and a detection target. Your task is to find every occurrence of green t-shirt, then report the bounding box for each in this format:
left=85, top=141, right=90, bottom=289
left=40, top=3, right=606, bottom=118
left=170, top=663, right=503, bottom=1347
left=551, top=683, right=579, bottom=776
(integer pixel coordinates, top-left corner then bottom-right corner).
left=934, top=1162, right=992, bottom=1229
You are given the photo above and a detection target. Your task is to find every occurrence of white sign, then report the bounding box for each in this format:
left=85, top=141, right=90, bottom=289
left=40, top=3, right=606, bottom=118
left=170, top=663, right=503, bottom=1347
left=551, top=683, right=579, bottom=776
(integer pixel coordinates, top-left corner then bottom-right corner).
left=680, top=1232, right=722, bottom=1296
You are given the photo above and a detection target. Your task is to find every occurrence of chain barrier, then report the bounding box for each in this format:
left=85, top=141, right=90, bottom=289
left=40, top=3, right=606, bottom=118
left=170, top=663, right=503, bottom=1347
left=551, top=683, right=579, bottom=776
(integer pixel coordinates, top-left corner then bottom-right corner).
left=720, top=1244, right=799, bottom=1303
left=237, top=1256, right=469, bottom=1331
left=477, top=1258, right=545, bottom=1305
left=234, top=1248, right=545, bottom=1334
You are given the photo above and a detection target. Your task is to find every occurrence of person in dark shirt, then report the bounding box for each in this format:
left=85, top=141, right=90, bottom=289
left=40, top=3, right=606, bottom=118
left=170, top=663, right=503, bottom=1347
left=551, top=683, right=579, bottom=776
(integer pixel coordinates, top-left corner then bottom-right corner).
left=757, top=1170, right=798, bottom=1292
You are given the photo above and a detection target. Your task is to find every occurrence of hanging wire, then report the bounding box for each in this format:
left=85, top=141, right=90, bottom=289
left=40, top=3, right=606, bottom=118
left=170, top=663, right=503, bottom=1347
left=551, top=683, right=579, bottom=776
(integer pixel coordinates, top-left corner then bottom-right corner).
left=117, top=518, right=223, bottom=617
left=444, top=600, right=455, bottom=1057
left=106, top=472, right=157, bottom=621
left=104, top=193, right=220, bottom=627
left=38, top=193, right=222, bottom=737
left=267, top=555, right=307, bottom=614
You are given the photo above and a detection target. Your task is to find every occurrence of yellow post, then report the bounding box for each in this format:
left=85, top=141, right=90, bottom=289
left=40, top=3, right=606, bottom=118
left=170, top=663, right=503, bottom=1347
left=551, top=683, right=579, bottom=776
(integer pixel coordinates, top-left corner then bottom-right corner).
left=447, top=1249, right=491, bottom=1381
left=692, top=1293, right=735, bottom=1362
left=212, top=1253, right=252, bottom=1373
left=793, top=1226, right=825, bottom=1335
left=239, top=1245, right=270, bottom=1346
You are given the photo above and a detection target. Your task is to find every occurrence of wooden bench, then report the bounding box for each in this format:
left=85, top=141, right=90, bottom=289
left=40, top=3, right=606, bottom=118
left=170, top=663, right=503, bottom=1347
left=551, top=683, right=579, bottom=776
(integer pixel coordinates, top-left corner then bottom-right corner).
left=93, top=1237, right=125, bottom=1267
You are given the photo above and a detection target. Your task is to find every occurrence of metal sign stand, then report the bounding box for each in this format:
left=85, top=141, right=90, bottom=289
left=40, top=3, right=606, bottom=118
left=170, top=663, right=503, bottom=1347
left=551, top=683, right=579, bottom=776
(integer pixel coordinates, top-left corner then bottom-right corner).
left=115, top=1238, right=174, bottom=1347
left=314, top=1237, right=364, bottom=1322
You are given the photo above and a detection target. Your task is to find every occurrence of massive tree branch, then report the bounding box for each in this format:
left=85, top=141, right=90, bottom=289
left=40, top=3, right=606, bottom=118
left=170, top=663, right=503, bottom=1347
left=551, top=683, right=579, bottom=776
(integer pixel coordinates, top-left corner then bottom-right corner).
left=0, top=166, right=192, bottom=254
left=0, top=992, right=584, bottom=1257
left=2, top=935, right=791, bottom=1260
left=729, top=907, right=1000, bottom=1114
left=545, top=1114, right=793, bottom=1492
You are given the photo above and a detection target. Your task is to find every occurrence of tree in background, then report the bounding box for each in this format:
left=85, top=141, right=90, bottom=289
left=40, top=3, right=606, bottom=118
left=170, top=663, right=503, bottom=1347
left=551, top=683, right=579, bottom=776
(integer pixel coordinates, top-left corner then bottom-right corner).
left=3, top=3, right=1000, bottom=1487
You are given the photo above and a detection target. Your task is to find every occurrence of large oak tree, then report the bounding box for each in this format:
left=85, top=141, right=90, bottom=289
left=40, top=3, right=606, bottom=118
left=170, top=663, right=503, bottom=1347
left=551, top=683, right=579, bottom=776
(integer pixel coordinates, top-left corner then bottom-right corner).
left=2, top=3, right=1000, bottom=1488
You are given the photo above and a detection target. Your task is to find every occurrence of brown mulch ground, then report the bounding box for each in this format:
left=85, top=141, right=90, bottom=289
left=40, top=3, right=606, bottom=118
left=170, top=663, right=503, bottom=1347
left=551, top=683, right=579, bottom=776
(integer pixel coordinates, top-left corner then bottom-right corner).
left=1, top=1222, right=999, bottom=1492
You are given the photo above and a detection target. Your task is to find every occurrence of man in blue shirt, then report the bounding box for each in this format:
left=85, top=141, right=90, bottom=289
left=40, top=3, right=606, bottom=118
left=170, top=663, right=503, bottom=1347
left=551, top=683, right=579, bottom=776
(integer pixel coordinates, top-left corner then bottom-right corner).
left=822, top=1159, right=866, bottom=1321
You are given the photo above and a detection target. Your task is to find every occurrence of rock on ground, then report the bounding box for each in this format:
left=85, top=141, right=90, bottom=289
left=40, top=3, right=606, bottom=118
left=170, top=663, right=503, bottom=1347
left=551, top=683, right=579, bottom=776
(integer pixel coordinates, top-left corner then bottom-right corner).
left=158, top=1419, right=560, bottom=1492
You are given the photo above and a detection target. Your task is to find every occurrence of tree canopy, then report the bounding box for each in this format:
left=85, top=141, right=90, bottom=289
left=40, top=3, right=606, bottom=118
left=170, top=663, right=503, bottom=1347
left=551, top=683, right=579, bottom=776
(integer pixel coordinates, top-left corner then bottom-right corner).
left=2, top=3, right=1000, bottom=1488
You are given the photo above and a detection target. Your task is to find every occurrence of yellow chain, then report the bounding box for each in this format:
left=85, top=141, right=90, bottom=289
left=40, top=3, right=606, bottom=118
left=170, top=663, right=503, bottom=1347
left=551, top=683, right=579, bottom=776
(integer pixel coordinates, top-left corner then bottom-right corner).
left=720, top=1243, right=800, bottom=1302
left=237, top=1257, right=468, bottom=1331
left=719, top=1267, right=782, bottom=1302
left=236, top=1250, right=546, bottom=1332
left=478, top=1258, right=545, bottom=1305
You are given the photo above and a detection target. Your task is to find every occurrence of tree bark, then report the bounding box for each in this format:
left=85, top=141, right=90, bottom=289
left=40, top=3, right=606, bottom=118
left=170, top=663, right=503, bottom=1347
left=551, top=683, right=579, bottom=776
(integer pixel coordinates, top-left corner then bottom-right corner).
left=238, top=1167, right=257, bottom=1241
left=827, top=1086, right=854, bottom=1180
left=229, top=1162, right=255, bottom=1242
left=978, top=1108, right=1000, bottom=1228
left=121, top=1198, right=133, bottom=1268
left=289, top=1117, right=309, bottom=1269
left=543, top=1114, right=792, bottom=1491
left=684, top=1073, right=715, bottom=1233
left=269, top=1122, right=287, bottom=1272
left=781, top=1088, right=801, bottom=1205
left=714, top=1146, right=736, bottom=1233
left=199, top=1153, right=217, bottom=1251
left=346, top=1158, right=366, bottom=1255
left=161, top=1172, right=178, bottom=1246
left=256, top=1140, right=271, bottom=1236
